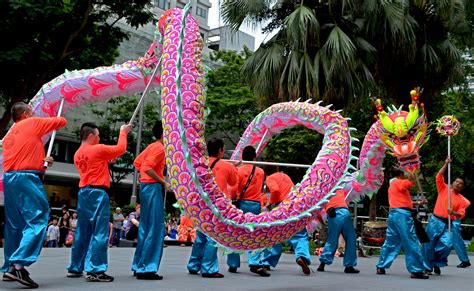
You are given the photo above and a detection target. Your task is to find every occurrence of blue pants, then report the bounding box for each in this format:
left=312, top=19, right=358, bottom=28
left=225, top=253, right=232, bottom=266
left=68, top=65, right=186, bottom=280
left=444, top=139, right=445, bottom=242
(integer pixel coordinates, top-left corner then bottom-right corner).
left=1, top=171, right=49, bottom=271
left=422, top=216, right=452, bottom=271
left=262, top=229, right=311, bottom=268
left=132, top=183, right=165, bottom=274
left=187, top=230, right=219, bottom=274
left=377, top=208, right=424, bottom=273
left=67, top=187, right=110, bottom=273
left=48, top=240, right=58, bottom=248
left=452, top=220, right=470, bottom=263
left=320, top=208, right=357, bottom=267
left=227, top=200, right=264, bottom=268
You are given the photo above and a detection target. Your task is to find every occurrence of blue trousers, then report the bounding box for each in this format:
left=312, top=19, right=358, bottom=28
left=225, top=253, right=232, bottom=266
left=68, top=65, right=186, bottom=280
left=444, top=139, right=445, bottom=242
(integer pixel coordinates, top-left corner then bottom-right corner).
left=227, top=200, right=264, bottom=268
left=132, top=183, right=165, bottom=273
left=1, top=171, right=49, bottom=271
left=422, top=216, right=452, bottom=271
left=377, top=208, right=424, bottom=273
left=187, top=230, right=219, bottom=274
left=67, top=187, right=110, bottom=273
left=262, top=229, right=311, bottom=268
left=320, top=208, right=357, bottom=267
left=452, top=220, right=470, bottom=263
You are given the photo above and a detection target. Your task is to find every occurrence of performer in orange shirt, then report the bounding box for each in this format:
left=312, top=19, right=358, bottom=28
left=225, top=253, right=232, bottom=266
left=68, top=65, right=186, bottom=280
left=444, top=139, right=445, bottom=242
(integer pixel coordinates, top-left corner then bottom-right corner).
left=178, top=215, right=196, bottom=243
left=423, top=158, right=469, bottom=275
left=131, top=120, right=169, bottom=280
left=67, top=122, right=132, bottom=282
left=317, top=189, right=360, bottom=274
left=376, top=168, right=428, bottom=279
left=227, top=146, right=270, bottom=277
left=187, top=138, right=237, bottom=278
left=1, top=102, right=67, bottom=288
left=261, top=166, right=311, bottom=275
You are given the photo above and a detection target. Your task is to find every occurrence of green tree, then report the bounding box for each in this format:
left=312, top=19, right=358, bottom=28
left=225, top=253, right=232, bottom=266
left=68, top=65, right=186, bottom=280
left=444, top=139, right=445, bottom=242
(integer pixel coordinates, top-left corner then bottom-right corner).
left=220, top=0, right=467, bottom=107
left=205, top=49, right=261, bottom=146
left=0, top=0, right=153, bottom=136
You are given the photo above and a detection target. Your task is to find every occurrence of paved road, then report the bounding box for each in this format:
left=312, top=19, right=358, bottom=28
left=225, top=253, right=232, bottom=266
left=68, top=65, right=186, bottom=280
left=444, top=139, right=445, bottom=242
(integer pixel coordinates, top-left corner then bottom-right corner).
left=0, top=247, right=472, bottom=290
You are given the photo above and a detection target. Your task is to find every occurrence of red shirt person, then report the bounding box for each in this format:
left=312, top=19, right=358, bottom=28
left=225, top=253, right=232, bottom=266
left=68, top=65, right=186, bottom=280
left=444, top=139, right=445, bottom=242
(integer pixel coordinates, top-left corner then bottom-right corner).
left=67, top=122, right=132, bottom=282
left=2, top=102, right=67, bottom=288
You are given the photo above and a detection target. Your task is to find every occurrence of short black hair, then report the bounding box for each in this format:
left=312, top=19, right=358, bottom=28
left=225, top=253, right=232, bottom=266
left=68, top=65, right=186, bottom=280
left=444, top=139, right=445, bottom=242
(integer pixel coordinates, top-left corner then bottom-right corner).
left=242, top=146, right=256, bottom=161
left=264, top=165, right=279, bottom=176
left=390, top=168, right=404, bottom=178
left=152, top=120, right=163, bottom=139
left=80, top=122, right=98, bottom=141
left=207, top=138, right=224, bottom=157
left=11, top=102, right=31, bottom=122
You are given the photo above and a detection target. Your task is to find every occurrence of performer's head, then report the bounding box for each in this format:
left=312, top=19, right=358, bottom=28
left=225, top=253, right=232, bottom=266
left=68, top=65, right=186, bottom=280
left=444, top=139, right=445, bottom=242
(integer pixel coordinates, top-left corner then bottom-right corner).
left=390, top=168, right=405, bottom=179
left=80, top=122, right=100, bottom=145
left=452, top=177, right=465, bottom=193
left=152, top=120, right=163, bottom=140
left=242, top=146, right=257, bottom=161
left=207, top=138, right=225, bottom=158
left=264, top=165, right=279, bottom=176
left=11, top=102, right=32, bottom=122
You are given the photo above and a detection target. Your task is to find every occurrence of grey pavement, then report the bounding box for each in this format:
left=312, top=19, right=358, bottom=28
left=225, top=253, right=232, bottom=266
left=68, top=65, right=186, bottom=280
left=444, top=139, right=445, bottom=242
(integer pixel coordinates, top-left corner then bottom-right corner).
left=0, top=247, right=472, bottom=290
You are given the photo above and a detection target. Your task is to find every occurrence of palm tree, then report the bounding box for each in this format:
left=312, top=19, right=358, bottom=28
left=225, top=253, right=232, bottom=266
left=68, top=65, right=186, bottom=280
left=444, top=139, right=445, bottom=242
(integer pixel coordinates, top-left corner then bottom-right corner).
left=220, top=0, right=467, bottom=107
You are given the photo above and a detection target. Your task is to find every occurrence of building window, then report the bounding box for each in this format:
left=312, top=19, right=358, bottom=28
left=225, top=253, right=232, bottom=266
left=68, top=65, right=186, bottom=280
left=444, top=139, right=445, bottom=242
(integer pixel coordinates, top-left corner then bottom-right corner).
left=196, top=7, right=207, bottom=18
left=155, top=0, right=167, bottom=10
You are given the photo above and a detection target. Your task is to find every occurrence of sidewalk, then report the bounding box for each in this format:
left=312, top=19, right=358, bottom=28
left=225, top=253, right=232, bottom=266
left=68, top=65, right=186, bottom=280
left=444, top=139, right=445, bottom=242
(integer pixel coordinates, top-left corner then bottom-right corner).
left=0, top=247, right=472, bottom=290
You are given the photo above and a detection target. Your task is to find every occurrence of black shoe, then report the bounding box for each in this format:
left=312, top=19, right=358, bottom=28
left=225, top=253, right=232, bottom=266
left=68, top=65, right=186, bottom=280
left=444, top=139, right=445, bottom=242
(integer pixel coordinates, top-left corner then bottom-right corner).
left=188, top=270, right=199, bottom=275
left=228, top=267, right=237, bottom=273
left=317, top=263, right=325, bottom=272
left=136, top=272, right=163, bottom=280
left=433, top=266, right=441, bottom=275
left=202, top=272, right=224, bottom=278
left=457, top=261, right=471, bottom=268
left=344, top=266, right=360, bottom=274
left=85, top=272, right=114, bottom=282
left=411, top=272, right=429, bottom=279
left=376, top=268, right=385, bottom=275
left=4, top=267, right=39, bottom=288
left=296, top=257, right=310, bottom=275
left=263, top=265, right=271, bottom=271
left=2, top=266, right=14, bottom=281
left=66, top=271, right=83, bottom=278
left=249, top=266, right=271, bottom=277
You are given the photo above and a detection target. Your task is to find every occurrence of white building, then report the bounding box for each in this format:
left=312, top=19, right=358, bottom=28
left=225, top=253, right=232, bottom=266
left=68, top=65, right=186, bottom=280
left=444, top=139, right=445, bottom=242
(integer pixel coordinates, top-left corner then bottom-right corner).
left=207, top=26, right=255, bottom=53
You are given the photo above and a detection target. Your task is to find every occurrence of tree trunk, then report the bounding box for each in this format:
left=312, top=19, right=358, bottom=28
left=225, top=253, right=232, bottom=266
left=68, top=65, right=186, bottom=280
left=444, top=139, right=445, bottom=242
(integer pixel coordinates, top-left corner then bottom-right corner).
left=369, top=194, right=377, bottom=221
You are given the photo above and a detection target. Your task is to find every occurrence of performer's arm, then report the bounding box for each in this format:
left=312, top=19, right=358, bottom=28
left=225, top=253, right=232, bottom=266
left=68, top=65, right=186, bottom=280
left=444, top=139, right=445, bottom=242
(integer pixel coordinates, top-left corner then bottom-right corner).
left=95, top=125, right=131, bottom=160
left=144, top=169, right=170, bottom=190
left=34, top=117, right=67, bottom=136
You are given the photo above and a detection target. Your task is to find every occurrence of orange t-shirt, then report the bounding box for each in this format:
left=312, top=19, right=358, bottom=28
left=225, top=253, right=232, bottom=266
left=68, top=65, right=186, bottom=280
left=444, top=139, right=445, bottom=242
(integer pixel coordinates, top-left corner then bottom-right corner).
left=180, top=215, right=193, bottom=228
left=209, top=157, right=238, bottom=199
left=266, top=172, right=294, bottom=204
left=74, top=130, right=128, bottom=188
left=324, top=190, right=348, bottom=211
left=237, top=164, right=265, bottom=202
left=3, top=117, right=67, bottom=172
left=433, top=173, right=470, bottom=219
left=388, top=178, right=414, bottom=209
left=134, top=141, right=165, bottom=183
left=458, top=194, right=471, bottom=220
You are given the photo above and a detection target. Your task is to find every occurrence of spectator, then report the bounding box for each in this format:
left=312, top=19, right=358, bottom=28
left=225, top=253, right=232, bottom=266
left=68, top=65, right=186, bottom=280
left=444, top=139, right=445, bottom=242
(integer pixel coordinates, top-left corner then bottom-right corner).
left=121, top=215, right=129, bottom=239
left=67, top=212, right=78, bottom=246
left=58, top=213, right=70, bottom=247
left=46, top=219, right=60, bottom=248
left=125, top=205, right=140, bottom=241
left=112, top=207, right=124, bottom=246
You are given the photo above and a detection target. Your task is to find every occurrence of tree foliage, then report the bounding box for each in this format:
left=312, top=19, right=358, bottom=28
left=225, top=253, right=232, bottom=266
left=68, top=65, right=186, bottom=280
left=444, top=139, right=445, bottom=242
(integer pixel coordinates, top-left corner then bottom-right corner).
left=220, top=0, right=469, bottom=108
left=205, top=49, right=261, bottom=146
left=0, top=0, right=153, bottom=136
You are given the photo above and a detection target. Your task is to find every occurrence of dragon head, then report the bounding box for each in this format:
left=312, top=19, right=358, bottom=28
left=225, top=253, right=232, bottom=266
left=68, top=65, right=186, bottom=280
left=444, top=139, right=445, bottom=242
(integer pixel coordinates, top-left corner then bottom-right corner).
left=374, top=89, right=429, bottom=174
